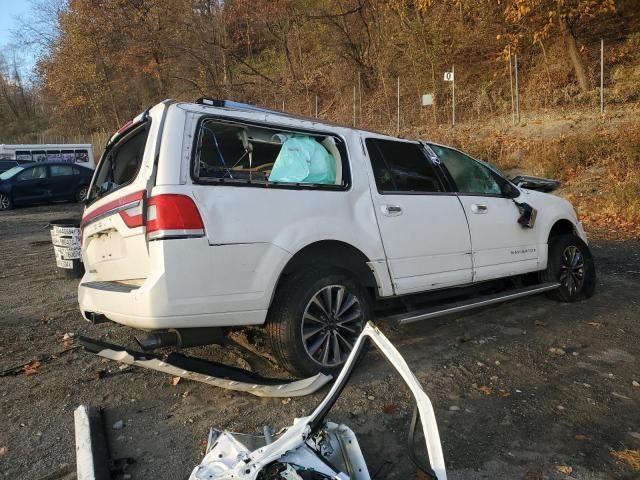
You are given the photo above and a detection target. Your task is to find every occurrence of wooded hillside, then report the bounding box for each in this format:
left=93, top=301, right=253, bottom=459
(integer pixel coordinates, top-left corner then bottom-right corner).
left=1, top=0, right=639, bottom=141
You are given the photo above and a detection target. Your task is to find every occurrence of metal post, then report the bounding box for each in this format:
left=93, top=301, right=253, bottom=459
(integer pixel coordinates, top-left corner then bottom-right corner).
left=514, top=54, right=520, bottom=124
left=452, top=65, right=455, bottom=126
left=358, top=72, right=362, bottom=124
left=353, top=84, right=356, bottom=127
left=282, top=100, right=285, bottom=112
left=315, top=95, right=318, bottom=118
left=508, top=45, right=515, bottom=126
left=396, top=76, right=400, bottom=133
left=600, top=38, right=604, bottom=115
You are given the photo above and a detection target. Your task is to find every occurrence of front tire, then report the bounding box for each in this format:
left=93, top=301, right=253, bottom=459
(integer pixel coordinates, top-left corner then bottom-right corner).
left=266, top=267, right=370, bottom=377
left=542, top=234, right=596, bottom=302
left=0, top=192, right=12, bottom=211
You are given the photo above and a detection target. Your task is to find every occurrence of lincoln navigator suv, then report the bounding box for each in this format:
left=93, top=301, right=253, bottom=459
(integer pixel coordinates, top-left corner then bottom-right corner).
left=78, top=99, right=595, bottom=376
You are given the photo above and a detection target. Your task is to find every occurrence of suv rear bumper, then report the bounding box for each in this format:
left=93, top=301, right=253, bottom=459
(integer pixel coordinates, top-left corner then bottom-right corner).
left=79, top=281, right=268, bottom=329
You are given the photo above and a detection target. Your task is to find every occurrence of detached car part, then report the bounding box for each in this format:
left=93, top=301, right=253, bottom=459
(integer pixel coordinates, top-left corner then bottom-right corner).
left=190, top=322, right=447, bottom=480
left=78, top=336, right=332, bottom=398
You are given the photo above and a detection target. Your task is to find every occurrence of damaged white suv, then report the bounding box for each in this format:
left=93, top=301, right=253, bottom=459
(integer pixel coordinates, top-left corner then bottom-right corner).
left=78, top=99, right=595, bottom=377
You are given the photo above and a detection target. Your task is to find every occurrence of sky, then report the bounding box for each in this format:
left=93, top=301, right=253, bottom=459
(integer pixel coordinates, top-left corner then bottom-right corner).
left=0, top=0, right=38, bottom=72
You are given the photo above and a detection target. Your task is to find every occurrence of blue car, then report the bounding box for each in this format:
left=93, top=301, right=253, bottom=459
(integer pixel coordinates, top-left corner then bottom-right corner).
left=0, top=162, right=94, bottom=211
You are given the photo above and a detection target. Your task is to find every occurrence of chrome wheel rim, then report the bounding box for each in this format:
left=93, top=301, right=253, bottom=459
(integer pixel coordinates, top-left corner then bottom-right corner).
left=78, top=187, right=88, bottom=201
left=560, top=245, right=585, bottom=296
left=0, top=194, right=9, bottom=210
left=301, top=285, right=363, bottom=367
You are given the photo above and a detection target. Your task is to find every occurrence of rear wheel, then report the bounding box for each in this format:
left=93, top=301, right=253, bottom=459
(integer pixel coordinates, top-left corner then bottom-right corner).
left=266, top=267, right=370, bottom=377
left=542, top=234, right=595, bottom=302
left=76, top=185, right=89, bottom=202
left=0, top=193, right=12, bottom=211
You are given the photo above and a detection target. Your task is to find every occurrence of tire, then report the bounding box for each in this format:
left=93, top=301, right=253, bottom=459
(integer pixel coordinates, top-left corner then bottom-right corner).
left=76, top=185, right=89, bottom=202
left=0, top=192, right=12, bottom=211
left=266, top=266, right=371, bottom=377
left=541, top=233, right=596, bottom=302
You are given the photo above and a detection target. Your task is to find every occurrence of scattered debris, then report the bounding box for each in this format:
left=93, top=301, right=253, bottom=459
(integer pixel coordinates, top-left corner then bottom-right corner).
left=556, top=465, right=573, bottom=475
left=557, top=405, right=565, bottom=411
left=367, top=395, right=375, bottom=401
left=574, top=434, right=592, bottom=441
left=0, top=446, right=7, bottom=457
left=188, top=322, right=447, bottom=480
left=612, top=392, right=632, bottom=400
left=632, top=380, right=639, bottom=388
left=449, top=405, right=460, bottom=411
left=479, top=386, right=493, bottom=395
left=112, top=420, right=124, bottom=430
left=170, top=376, right=181, bottom=386
left=586, top=321, right=603, bottom=328
left=62, top=332, right=75, bottom=347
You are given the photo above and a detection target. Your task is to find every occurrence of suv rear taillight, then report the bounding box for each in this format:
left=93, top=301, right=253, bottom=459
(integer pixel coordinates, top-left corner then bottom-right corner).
left=146, top=194, right=205, bottom=241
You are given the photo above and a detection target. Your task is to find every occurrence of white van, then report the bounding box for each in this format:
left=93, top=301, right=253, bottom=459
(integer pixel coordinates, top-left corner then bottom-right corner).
left=0, top=144, right=95, bottom=169
left=78, top=99, right=595, bottom=376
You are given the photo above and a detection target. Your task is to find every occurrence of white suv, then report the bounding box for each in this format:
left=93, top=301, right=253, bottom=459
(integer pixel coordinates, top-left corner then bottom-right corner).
left=78, top=99, right=595, bottom=376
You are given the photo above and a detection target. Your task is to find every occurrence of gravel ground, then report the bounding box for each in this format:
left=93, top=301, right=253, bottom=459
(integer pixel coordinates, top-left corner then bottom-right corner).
left=1, top=203, right=639, bottom=480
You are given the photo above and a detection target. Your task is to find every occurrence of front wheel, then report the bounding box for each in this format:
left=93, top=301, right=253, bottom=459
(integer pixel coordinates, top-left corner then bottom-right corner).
left=0, top=192, right=12, bottom=211
left=266, top=267, right=370, bottom=377
left=542, top=234, right=596, bottom=302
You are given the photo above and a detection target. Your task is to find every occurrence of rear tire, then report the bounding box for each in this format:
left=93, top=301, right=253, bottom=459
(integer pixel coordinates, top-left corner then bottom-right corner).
left=76, top=185, right=89, bottom=202
left=0, top=193, right=12, bottom=211
left=542, top=234, right=595, bottom=302
left=266, top=266, right=370, bottom=377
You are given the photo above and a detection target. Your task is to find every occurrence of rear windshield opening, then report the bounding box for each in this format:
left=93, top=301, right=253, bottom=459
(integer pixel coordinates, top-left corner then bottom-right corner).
left=88, top=123, right=150, bottom=203
left=192, top=119, right=348, bottom=188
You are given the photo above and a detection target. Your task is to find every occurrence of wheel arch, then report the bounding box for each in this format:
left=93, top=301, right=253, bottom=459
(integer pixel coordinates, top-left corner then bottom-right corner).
left=547, top=218, right=577, bottom=243
left=269, top=240, right=378, bottom=310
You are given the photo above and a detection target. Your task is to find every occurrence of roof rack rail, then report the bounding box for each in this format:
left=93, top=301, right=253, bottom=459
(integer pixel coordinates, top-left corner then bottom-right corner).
left=195, top=98, right=280, bottom=115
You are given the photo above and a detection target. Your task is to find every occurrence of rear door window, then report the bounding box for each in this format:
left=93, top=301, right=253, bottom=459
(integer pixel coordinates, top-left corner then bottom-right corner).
left=89, top=124, right=149, bottom=202
left=51, top=165, right=75, bottom=176
left=365, top=138, right=443, bottom=193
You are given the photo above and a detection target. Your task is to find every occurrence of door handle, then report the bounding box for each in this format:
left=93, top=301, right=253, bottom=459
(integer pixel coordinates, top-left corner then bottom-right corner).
left=381, top=205, right=403, bottom=217
left=471, top=203, right=488, bottom=214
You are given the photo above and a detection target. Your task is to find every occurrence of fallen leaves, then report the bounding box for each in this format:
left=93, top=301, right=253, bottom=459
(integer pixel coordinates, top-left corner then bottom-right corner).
left=479, top=385, right=493, bottom=395
left=382, top=403, right=398, bottom=415
left=170, top=376, right=181, bottom=386
left=62, top=332, right=75, bottom=347
left=611, top=449, right=640, bottom=471
left=549, top=347, right=566, bottom=356
left=556, top=465, right=573, bottom=475
left=574, top=434, right=592, bottom=441
left=586, top=321, right=603, bottom=328
left=23, top=360, right=42, bottom=376
left=0, top=446, right=7, bottom=457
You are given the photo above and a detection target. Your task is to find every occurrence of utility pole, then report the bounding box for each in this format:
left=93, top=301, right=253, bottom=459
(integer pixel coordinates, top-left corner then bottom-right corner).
left=514, top=54, right=520, bottom=124
left=600, top=39, right=604, bottom=115
left=508, top=45, right=515, bottom=126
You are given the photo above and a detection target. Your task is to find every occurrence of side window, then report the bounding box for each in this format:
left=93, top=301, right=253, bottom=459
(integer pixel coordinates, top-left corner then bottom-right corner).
left=51, top=165, right=74, bottom=176
left=430, top=145, right=502, bottom=195
left=193, top=119, right=347, bottom=187
left=47, top=150, right=62, bottom=162
left=32, top=151, right=47, bottom=162
left=61, top=150, right=75, bottom=163
left=17, top=166, right=47, bottom=181
left=89, top=125, right=149, bottom=201
left=16, top=151, right=32, bottom=161
left=365, top=138, right=442, bottom=193
left=75, top=150, right=89, bottom=163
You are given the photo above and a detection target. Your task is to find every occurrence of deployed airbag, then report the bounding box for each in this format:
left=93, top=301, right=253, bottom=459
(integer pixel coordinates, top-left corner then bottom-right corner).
left=268, top=135, right=337, bottom=184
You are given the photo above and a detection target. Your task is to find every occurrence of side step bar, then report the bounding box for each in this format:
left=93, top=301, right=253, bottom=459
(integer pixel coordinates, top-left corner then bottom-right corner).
left=387, top=282, right=560, bottom=326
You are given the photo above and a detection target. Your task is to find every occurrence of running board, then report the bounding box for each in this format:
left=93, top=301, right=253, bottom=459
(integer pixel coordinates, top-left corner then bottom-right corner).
left=387, top=282, right=561, bottom=326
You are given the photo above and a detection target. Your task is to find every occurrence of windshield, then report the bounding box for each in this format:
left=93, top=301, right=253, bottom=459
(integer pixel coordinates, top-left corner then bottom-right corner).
left=0, top=166, right=24, bottom=180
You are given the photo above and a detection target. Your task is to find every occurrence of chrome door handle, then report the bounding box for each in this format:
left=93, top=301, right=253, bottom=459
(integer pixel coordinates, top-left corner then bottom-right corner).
left=471, top=204, right=488, bottom=214
left=382, top=205, right=403, bottom=216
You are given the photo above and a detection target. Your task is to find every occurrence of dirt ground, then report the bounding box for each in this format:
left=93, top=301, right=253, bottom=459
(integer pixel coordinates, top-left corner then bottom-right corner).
left=1, top=203, right=639, bottom=480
